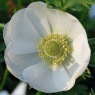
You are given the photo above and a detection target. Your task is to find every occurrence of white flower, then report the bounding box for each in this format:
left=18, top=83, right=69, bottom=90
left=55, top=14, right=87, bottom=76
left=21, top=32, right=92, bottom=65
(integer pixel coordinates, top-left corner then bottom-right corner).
left=0, top=91, right=9, bottom=95
left=0, top=82, right=27, bottom=95
left=3, top=1, right=91, bottom=93
left=89, top=4, right=95, bottom=19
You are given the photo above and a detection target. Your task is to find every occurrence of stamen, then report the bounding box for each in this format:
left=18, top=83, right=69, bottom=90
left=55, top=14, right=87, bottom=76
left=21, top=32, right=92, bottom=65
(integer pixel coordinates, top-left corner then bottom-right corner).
left=38, top=34, right=72, bottom=66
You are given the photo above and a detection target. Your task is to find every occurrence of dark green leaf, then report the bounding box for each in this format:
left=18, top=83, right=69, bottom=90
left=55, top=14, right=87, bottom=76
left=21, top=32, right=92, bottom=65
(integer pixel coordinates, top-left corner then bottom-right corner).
left=55, top=84, right=88, bottom=95
left=0, top=42, right=5, bottom=52
left=89, top=53, right=95, bottom=67
left=89, top=38, right=95, bottom=46
left=0, top=0, right=7, bottom=11
left=35, top=91, right=45, bottom=95
left=91, top=88, right=95, bottom=95
left=0, top=54, right=4, bottom=63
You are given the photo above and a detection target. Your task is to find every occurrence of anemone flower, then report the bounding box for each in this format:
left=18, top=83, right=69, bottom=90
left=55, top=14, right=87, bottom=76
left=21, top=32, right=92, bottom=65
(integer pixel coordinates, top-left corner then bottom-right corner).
left=0, top=82, right=27, bottom=95
left=3, top=2, right=91, bottom=93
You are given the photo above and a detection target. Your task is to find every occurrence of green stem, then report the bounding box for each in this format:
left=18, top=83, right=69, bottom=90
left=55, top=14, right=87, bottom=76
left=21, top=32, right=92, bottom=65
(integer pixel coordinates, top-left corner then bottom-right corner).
left=0, top=68, right=9, bottom=91
left=17, top=0, right=22, bottom=10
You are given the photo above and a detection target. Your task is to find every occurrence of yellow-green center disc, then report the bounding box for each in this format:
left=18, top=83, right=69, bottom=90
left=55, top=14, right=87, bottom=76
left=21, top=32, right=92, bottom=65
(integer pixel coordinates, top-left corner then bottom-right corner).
left=45, top=40, right=61, bottom=56
left=38, top=34, right=72, bottom=65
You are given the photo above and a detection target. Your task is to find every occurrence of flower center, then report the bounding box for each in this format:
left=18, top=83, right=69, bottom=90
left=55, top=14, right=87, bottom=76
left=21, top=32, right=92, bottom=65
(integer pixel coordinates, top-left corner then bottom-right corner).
left=45, top=40, right=61, bottom=56
left=39, top=34, right=72, bottom=66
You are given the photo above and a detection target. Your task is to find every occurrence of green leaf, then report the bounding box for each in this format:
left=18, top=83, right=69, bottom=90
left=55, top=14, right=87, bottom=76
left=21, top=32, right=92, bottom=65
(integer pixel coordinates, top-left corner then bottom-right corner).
left=82, top=68, right=92, bottom=79
left=88, top=38, right=95, bottom=46
left=91, top=88, right=95, bottom=95
left=0, top=54, right=4, bottom=63
left=35, top=91, right=45, bottom=95
left=46, top=0, right=95, bottom=11
left=71, top=6, right=84, bottom=11
left=0, top=0, right=7, bottom=11
left=88, top=38, right=95, bottom=67
left=0, top=23, right=5, bottom=31
left=89, top=53, right=95, bottom=67
left=55, top=84, right=88, bottom=95
left=0, top=42, right=5, bottom=52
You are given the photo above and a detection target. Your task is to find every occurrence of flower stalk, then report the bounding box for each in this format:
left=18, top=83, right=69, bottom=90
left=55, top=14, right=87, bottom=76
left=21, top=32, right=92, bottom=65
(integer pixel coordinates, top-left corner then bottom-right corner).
left=0, top=67, right=9, bottom=91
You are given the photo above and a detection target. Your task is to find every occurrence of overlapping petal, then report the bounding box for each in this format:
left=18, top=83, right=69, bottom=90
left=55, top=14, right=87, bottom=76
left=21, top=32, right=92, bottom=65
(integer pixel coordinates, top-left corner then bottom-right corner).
left=23, top=62, right=71, bottom=93
left=72, top=34, right=91, bottom=65
left=5, top=48, right=42, bottom=81
left=25, top=7, right=51, bottom=37
left=28, top=2, right=87, bottom=40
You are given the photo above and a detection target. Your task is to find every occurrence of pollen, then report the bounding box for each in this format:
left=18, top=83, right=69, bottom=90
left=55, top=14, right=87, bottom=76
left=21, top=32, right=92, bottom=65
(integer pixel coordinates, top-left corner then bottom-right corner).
left=38, top=34, right=72, bottom=66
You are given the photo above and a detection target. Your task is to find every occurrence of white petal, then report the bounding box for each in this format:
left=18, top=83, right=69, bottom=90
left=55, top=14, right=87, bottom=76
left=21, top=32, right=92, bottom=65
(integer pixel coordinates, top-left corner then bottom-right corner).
left=72, top=60, right=90, bottom=79
left=72, top=34, right=91, bottom=65
left=65, top=34, right=91, bottom=79
left=7, top=41, right=38, bottom=54
left=3, top=23, right=12, bottom=47
left=63, top=56, right=89, bottom=80
left=56, top=11, right=87, bottom=39
left=25, top=6, right=51, bottom=37
left=9, top=9, right=42, bottom=54
left=63, top=55, right=79, bottom=77
left=56, top=11, right=74, bottom=34
left=0, top=91, right=9, bottom=95
left=5, top=49, right=42, bottom=81
left=11, top=82, right=27, bottom=95
left=27, top=2, right=86, bottom=40
left=23, top=62, right=71, bottom=93
left=27, top=2, right=59, bottom=33
left=63, top=34, right=90, bottom=80
left=65, top=78, right=75, bottom=90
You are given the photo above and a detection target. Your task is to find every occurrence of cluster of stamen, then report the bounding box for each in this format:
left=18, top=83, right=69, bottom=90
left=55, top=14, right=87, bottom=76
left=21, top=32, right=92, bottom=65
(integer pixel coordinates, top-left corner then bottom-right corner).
left=39, top=34, right=72, bottom=66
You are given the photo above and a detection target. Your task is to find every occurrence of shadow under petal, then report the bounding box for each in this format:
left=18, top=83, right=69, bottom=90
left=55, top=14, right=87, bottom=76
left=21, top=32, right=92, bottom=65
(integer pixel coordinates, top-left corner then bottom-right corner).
left=62, top=54, right=80, bottom=78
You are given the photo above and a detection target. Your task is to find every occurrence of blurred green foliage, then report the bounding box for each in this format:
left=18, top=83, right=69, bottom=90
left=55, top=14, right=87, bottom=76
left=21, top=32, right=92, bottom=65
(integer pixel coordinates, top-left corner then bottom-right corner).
left=0, top=0, right=95, bottom=95
left=46, top=0, right=95, bottom=11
